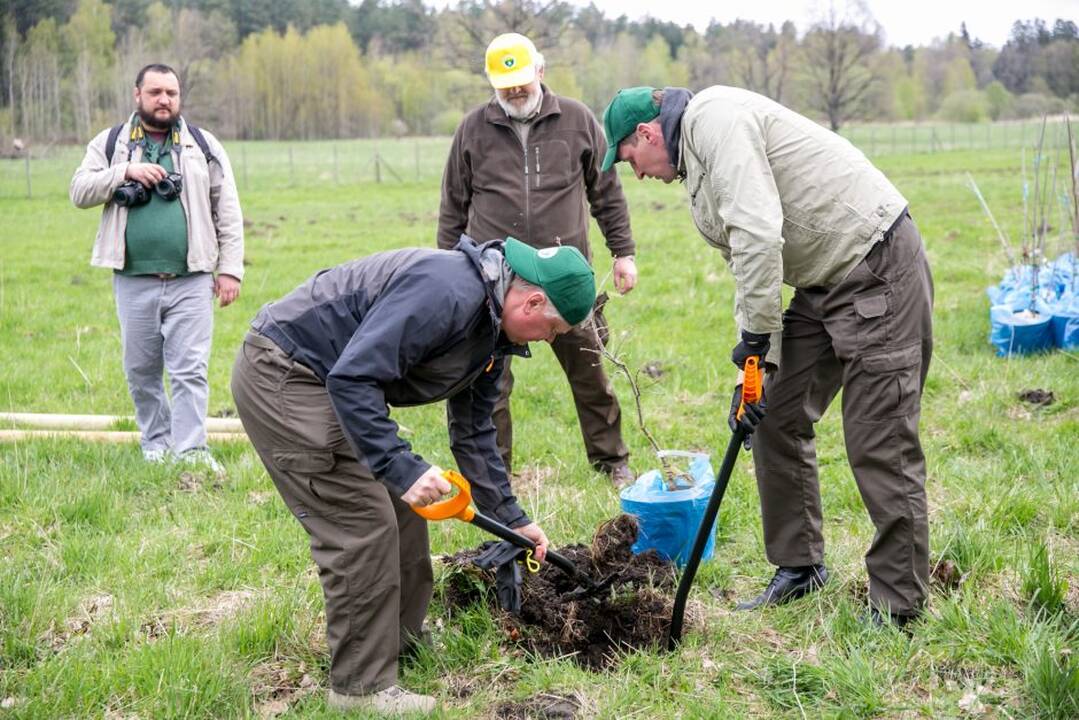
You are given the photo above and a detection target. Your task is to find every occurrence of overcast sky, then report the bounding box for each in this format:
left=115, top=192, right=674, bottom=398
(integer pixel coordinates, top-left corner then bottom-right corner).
left=461, top=0, right=1077, bottom=48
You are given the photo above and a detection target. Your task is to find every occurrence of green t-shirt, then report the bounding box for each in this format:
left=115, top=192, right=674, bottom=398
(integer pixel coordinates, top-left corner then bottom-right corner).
left=118, top=131, right=190, bottom=277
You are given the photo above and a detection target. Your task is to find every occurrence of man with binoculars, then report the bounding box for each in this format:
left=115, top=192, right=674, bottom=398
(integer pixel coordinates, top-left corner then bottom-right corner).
left=71, top=63, right=244, bottom=470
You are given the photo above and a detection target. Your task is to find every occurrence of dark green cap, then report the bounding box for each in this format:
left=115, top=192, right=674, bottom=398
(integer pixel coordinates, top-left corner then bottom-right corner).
left=504, top=237, right=595, bottom=325
left=600, top=86, right=659, bottom=172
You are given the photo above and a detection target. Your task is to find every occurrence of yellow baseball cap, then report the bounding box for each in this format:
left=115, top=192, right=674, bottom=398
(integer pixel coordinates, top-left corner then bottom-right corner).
left=485, top=33, right=538, bottom=89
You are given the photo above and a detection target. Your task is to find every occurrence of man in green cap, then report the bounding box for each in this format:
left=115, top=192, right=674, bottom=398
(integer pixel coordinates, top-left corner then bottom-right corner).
left=601, top=86, right=933, bottom=629
left=231, top=236, right=594, bottom=715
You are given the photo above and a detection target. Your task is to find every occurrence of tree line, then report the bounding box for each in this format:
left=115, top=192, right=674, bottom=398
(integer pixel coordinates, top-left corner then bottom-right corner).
left=1, top=0, right=1077, bottom=147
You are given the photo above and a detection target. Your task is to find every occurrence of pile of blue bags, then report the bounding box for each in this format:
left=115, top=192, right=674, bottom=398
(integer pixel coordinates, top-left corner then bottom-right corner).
left=988, top=252, right=1079, bottom=356
left=619, top=451, right=716, bottom=567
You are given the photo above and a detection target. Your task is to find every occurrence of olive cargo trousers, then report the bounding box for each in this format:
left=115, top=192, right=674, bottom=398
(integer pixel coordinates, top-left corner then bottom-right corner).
left=231, top=331, right=432, bottom=695
left=752, top=214, right=934, bottom=616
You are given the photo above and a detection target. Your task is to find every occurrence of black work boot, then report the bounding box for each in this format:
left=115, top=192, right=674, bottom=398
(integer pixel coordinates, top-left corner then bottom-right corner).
left=736, top=564, right=829, bottom=610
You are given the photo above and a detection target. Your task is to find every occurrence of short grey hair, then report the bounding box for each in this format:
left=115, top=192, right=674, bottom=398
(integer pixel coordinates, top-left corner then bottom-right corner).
left=509, top=275, right=565, bottom=322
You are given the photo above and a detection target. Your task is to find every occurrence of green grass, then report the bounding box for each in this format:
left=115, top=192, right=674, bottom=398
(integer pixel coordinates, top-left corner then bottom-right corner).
left=1, top=141, right=1077, bottom=717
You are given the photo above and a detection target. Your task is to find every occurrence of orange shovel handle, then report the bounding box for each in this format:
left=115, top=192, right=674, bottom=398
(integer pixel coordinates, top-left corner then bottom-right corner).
left=410, top=469, right=476, bottom=522
left=737, top=355, right=763, bottom=420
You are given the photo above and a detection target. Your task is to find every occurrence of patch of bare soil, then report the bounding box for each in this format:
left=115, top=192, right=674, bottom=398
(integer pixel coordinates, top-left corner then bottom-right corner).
left=140, top=589, right=256, bottom=639
left=442, top=515, right=676, bottom=670
left=176, top=468, right=224, bottom=492
left=250, top=659, right=319, bottom=718
left=40, top=593, right=115, bottom=651
left=492, top=692, right=586, bottom=719
left=1017, top=388, right=1055, bottom=406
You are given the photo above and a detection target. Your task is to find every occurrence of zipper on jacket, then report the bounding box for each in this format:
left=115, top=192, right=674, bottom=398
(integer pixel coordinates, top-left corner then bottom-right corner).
left=534, top=146, right=540, bottom=189
left=522, top=141, right=531, bottom=242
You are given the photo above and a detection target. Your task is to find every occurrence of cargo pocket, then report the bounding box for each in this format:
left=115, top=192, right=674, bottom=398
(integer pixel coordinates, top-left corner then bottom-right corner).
left=858, top=344, right=922, bottom=420
left=853, top=292, right=889, bottom=349
left=272, top=450, right=336, bottom=513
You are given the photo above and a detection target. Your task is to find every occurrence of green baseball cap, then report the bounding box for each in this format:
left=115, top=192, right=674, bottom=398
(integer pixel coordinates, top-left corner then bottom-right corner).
left=504, top=237, right=595, bottom=325
left=600, top=86, right=660, bottom=172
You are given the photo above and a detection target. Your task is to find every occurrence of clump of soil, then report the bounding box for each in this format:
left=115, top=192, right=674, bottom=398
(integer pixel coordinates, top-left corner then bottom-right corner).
left=493, top=692, right=583, bottom=719
left=1018, top=388, right=1054, bottom=406
left=441, top=514, right=676, bottom=669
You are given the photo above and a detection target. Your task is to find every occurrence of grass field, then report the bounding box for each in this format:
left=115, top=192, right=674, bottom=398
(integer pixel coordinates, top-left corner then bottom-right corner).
left=0, top=141, right=1076, bottom=718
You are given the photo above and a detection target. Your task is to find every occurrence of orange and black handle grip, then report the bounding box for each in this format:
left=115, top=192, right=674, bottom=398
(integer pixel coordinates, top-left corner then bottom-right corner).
left=736, top=355, right=764, bottom=420
left=409, top=470, right=592, bottom=587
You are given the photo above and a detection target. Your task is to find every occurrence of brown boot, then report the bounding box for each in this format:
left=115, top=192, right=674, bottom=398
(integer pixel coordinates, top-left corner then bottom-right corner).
left=605, top=462, right=635, bottom=489
left=327, top=686, right=436, bottom=715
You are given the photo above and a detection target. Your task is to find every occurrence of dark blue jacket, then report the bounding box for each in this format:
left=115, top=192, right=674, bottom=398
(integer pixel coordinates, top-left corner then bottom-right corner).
left=252, top=238, right=530, bottom=527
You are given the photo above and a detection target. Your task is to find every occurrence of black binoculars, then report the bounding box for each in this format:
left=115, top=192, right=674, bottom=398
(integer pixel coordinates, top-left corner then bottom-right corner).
left=113, top=172, right=184, bottom=207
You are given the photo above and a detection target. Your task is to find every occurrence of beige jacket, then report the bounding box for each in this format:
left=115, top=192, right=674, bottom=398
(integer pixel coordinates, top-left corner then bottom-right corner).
left=680, top=86, right=906, bottom=364
left=70, top=117, right=245, bottom=279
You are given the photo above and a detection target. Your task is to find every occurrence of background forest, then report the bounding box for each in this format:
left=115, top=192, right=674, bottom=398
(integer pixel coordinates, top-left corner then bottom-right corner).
left=0, top=0, right=1077, bottom=145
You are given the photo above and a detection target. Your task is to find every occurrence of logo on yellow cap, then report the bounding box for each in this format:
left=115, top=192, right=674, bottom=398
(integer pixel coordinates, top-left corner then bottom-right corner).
left=485, top=33, right=538, bottom=90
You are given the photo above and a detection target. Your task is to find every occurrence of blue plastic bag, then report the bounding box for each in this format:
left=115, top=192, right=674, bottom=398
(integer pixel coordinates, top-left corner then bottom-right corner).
left=1049, top=292, right=1079, bottom=350
left=989, top=300, right=1054, bottom=356
left=619, top=451, right=716, bottom=567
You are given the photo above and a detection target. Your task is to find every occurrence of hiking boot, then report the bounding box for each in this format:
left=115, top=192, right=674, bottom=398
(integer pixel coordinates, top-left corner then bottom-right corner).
left=177, top=448, right=224, bottom=474
left=327, top=686, right=435, bottom=715
left=862, top=606, right=919, bottom=633
left=143, top=448, right=170, bottom=463
left=736, top=564, right=829, bottom=610
left=605, top=462, right=635, bottom=489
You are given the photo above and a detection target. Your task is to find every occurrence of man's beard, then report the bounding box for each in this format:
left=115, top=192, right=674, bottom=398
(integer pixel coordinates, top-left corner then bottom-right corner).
left=137, top=105, right=179, bottom=130
left=497, top=86, right=542, bottom=121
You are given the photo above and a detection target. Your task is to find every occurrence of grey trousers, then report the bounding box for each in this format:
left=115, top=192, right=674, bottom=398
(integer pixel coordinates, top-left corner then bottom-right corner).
left=752, top=214, right=934, bottom=616
left=113, top=272, right=214, bottom=455
left=493, top=293, right=629, bottom=473
left=231, top=331, right=432, bottom=695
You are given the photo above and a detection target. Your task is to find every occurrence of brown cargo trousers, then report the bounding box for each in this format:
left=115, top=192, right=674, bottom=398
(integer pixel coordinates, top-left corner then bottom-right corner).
left=493, top=293, right=629, bottom=473
left=752, top=214, right=933, bottom=616
left=231, top=331, right=432, bottom=695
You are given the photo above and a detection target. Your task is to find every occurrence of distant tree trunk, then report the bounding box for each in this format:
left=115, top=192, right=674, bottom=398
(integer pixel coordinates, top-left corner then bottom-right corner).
left=803, top=2, right=880, bottom=132
left=3, top=17, right=17, bottom=138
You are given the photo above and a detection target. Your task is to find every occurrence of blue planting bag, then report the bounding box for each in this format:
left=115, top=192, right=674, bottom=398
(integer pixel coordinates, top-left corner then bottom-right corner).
left=619, top=451, right=716, bottom=567
left=1049, top=292, right=1079, bottom=349
left=989, top=299, right=1054, bottom=356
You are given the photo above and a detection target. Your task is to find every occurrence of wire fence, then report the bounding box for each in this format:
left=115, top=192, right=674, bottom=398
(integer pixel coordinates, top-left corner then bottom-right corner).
left=0, top=118, right=1071, bottom=200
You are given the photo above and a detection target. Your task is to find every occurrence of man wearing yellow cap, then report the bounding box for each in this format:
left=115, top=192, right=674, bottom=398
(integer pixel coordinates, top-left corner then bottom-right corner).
left=439, top=33, right=638, bottom=488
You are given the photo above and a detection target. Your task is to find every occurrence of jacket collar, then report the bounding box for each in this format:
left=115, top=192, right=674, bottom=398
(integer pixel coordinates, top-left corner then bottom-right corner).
left=483, top=85, right=561, bottom=128
left=453, top=235, right=531, bottom=358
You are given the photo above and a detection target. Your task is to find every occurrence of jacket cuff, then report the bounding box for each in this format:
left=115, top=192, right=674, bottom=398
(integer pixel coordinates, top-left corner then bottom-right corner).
left=496, top=504, right=529, bottom=529
left=383, top=454, right=431, bottom=497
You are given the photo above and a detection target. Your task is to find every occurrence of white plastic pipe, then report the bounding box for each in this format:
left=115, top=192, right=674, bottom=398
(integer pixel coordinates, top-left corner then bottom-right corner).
left=0, top=430, right=247, bottom=443
left=0, top=412, right=245, bottom=433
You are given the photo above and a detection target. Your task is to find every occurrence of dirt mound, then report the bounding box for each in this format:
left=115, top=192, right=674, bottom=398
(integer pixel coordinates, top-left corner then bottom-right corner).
left=492, top=692, right=585, bottom=719
left=441, top=514, right=676, bottom=669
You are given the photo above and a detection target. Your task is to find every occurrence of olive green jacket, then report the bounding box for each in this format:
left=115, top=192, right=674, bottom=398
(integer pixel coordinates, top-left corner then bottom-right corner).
left=70, top=116, right=245, bottom=280
left=680, top=86, right=907, bottom=365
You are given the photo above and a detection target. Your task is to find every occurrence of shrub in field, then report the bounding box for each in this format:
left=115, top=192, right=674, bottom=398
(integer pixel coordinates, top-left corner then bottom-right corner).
left=938, top=90, right=989, bottom=123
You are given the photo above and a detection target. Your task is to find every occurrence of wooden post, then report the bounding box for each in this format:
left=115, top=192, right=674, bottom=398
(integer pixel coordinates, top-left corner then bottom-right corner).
left=288, top=146, right=295, bottom=186
left=374, top=152, right=381, bottom=183
left=332, top=144, right=339, bottom=185
left=23, top=149, right=31, bottom=199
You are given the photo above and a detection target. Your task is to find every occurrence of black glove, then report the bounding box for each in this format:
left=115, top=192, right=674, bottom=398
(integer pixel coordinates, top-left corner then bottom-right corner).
left=731, top=330, right=771, bottom=369
left=728, top=383, right=767, bottom=450
left=472, top=540, right=528, bottom=613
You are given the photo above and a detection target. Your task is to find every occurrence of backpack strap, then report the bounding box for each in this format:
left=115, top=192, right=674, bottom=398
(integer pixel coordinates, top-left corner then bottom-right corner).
left=104, top=123, right=124, bottom=165
left=185, top=123, right=218, bottom=166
